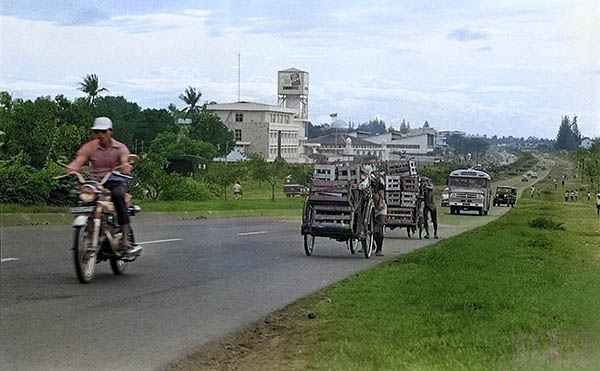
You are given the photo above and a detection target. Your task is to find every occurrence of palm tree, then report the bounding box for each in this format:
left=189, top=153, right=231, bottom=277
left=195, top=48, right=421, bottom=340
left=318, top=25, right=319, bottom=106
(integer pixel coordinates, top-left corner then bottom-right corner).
left=79, top=74, right=108, bottom=104
left=179, top=86, right=202, bottom=118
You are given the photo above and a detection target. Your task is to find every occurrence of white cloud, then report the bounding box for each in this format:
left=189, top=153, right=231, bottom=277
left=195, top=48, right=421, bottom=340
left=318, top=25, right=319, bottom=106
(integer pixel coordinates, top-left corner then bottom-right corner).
left=1, top=1, right=598, bottom=138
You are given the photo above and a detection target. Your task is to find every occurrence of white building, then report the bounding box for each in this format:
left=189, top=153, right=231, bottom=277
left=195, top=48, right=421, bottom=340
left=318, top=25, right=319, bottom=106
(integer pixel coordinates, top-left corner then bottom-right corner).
left=205, top=102, right=305, bottom=162
left=307, top=129, right=438, bottom=163
left=204, top=67, right=310, bottom=163
left=580, top=137, right=594, bottom=149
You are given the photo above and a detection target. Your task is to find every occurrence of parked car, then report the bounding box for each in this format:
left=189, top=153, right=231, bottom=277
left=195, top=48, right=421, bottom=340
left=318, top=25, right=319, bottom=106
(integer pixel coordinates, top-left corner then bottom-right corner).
left=521, top=175, right=528, bottom=182
left=493, top=186, right=517, bottom=207
left=530, top=171, right=538, bottom=178
left=283, top=184, right=307, bottom=197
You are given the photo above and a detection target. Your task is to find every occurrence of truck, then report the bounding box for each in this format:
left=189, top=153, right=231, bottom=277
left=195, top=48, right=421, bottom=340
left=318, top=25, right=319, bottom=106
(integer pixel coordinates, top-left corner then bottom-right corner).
left=447, top=169, right=492, bottom=216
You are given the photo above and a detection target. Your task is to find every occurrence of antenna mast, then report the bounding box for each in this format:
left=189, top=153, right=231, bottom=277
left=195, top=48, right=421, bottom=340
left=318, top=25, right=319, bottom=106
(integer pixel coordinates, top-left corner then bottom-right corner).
left=237, top=52, right=241, bottom=102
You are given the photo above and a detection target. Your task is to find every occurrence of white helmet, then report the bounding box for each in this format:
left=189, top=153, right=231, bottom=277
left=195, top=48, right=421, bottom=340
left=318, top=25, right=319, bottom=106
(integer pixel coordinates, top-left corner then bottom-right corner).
left=91, top=117, right=113, bottom=131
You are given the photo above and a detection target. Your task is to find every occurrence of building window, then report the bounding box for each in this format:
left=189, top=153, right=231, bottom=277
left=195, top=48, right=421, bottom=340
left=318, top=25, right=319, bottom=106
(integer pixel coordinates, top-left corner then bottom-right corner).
left=235, top=113, right=243, bottom=122
left=234, top=129, right=242, bottom=141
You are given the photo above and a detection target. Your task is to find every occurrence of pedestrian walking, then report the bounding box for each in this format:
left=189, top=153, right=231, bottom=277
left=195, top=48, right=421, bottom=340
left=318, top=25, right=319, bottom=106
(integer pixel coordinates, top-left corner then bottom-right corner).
left=596, top=194, right=600, bottom=216
left=553, top=179, right=557, bottom=189
left=530, top=185, right=535, bottom=198
left=373, top=173, right=387, bottom=256
left=422, top=178, right=439, bottom=239
left=587, top=191, right=591, bottom=201
left=574, top=190, right=578, bottom=202
left=565, top=190, right=569, bottom=202
left=570, top=190, right=575, bottom=201
left=233, top=181, right=243, bottom=200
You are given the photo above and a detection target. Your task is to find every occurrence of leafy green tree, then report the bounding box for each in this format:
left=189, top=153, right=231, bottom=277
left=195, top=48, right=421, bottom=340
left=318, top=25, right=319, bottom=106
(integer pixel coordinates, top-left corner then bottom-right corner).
left=357, top=118, right=386, bottom=134
left=248, top=156, right=288, bottom=200
left=94, top=96, right=146, bottom=149
left=454, top=137, right=489, bottom=155
left=1, top=96, right=88, bottom=168
left=555, top=115, right=578, bottom=150
left=130, top=153, right=174, bottom=200
left=206, top=162, right=247, bottom=200
left=287, top=163, right=313, bottom=186
left=189, top=111, right=235, bottom=157
left=179, top=86, right=202, bottom=118
left=583, top=155, right=599, bottom=184
left=79, top=74, right=108, bottom=104
left=399, top=119, right=408, bottom=134
left=149, top=132, right=216, bottom=160
left=141, top=108, right=178, bottom=143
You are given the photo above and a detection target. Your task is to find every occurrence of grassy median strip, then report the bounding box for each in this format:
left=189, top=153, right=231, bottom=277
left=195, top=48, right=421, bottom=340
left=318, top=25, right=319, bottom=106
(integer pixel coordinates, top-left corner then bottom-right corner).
left=297, top=199, right=599, bottom=370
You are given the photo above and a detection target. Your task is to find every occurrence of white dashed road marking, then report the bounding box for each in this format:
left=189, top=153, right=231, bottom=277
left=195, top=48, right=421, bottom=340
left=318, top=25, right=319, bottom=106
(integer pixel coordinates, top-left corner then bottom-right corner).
left=1, top=258, right=19, bottom=263
left=237, top=231, right=269, bottom=236
left=136, top=239, right=182, bottom=245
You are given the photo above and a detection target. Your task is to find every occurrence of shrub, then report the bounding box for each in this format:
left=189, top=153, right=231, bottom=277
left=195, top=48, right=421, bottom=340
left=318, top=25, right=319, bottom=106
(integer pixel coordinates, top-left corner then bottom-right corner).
left=0, top=155, right=56, bottom=205
left=528, top=217, right=564, bottom=230
left=160, top=176, right=214, bottom=201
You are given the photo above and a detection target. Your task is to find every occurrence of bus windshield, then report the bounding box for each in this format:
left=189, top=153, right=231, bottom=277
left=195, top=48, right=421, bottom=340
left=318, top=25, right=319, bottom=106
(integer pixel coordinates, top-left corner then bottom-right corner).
left=449, top=177, right=488, bottom=188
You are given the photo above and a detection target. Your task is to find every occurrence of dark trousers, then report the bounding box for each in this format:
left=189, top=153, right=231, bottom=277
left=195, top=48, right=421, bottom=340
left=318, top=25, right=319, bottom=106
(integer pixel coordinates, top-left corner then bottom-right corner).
left=374, top=214, right=385, bottom=252
left=423, top=206, right=437, bottom=235
left=104, top=181, right=129, bottom=226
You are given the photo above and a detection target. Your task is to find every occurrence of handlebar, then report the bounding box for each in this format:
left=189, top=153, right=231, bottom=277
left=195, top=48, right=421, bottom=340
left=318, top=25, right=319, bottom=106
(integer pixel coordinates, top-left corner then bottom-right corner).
left=54, top=155, right=138, bottom=185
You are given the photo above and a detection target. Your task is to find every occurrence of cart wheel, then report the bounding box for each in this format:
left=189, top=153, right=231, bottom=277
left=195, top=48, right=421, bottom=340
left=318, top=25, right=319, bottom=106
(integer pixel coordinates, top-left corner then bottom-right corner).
left=348, top=239, right=358, bottom=254
left=304, top=234, right=314, bottom=256
left=418, top=217, right=424, bottom=240
left=363, top=212, right=374, bottom=259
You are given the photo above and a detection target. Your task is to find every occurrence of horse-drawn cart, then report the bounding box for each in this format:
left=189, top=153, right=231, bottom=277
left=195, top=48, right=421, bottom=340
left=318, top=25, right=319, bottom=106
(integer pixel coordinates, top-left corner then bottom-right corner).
left=384, top=159, right=425, bottom=239
left=301, top=164, right=377, bottom=258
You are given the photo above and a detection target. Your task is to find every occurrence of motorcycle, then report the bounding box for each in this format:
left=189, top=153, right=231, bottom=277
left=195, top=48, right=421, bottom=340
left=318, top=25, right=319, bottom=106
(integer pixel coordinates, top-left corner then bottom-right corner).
left=56, top=156, right=142, bottom=283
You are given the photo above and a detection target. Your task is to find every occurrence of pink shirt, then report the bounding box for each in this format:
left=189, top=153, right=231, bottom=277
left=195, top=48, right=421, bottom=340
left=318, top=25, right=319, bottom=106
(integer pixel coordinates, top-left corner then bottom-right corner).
left=67, top=138, right=131, bottom=181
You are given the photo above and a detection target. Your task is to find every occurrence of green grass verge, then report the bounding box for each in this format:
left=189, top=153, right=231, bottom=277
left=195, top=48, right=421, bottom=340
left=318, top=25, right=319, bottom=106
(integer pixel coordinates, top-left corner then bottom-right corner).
left=276, top=160, right=600, bottom=370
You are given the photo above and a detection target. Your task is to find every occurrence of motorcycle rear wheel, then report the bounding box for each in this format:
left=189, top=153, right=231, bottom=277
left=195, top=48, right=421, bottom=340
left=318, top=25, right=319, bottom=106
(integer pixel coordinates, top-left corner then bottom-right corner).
left=110, top=229, right=134, bottom=275
left=74, top=224, right=97, bottom=284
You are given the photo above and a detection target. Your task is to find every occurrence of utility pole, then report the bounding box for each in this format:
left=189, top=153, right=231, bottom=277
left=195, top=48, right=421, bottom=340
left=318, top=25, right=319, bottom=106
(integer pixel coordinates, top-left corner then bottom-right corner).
left=237, top=52, right=241, bottom=102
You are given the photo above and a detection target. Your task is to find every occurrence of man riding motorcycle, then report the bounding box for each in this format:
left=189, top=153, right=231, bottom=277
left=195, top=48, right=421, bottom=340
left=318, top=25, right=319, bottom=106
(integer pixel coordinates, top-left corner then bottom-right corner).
left=67, top=117, right=141, bottom=256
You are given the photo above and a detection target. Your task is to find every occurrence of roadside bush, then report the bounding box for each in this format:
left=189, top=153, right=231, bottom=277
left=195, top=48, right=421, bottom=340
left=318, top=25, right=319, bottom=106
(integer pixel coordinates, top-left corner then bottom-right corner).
left=528, top=217, right=564, bottom=230
left=0, top=155, right=55, bottom=205
left=159, top=176, right=213, bottom=201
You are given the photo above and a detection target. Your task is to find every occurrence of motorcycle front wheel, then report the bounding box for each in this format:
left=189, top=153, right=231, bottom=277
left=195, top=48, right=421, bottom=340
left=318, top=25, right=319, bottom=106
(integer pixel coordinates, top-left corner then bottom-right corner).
left=110, top=229, right=134, bottom=275
left=73, top=224, right=97, bottom=284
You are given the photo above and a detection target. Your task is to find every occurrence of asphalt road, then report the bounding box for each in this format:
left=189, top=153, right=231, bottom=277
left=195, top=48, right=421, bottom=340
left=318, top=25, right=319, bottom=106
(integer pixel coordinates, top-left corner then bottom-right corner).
left=1, top=169, right=548, bottom=371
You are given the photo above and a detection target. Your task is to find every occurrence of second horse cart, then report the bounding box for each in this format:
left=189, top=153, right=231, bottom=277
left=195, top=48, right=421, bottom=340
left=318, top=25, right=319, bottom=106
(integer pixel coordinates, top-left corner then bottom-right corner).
left=384, top=159, right=425, bottom=239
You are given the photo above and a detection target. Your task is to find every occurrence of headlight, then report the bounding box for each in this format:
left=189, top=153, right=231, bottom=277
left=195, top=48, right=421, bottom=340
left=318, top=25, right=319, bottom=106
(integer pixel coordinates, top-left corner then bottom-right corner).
left=79, top=186, right=97, bottom=203
left=476, top=194, right=484, bottom=199
left=450, top=193, right=457, bottom=198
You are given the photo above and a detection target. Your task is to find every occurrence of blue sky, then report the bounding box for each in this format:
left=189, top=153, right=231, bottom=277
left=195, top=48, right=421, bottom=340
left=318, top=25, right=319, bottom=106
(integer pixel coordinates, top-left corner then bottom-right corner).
left=1, top=0, right=598, bottom=138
